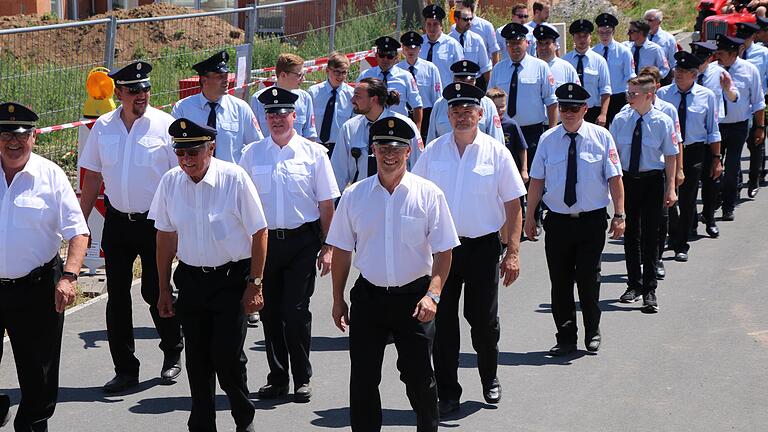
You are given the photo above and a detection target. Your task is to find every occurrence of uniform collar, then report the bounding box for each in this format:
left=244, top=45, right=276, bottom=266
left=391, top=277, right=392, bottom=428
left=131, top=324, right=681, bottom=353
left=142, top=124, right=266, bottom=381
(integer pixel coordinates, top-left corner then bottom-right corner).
left=197, top=92, right=224, bottom=109
left=200, top=157, right=219, bottom=187
left=557, top=121, right=590, bottom=140
left=370, top=170, right=414, bottom=193
left=2, top=153, right=41, bottom=180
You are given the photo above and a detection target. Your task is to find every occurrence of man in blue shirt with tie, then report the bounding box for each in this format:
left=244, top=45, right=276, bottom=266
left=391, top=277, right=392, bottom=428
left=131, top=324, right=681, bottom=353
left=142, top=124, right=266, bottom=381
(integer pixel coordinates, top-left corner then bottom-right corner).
left=399, top=31, right=443, bottom=142
left=625, top=19, right=669, bottom=79
left=564, top=19, right=612, bottom=126
left=420, top=4, right=465, bottom=89
left=644, top=9, right=678, bottom=85
left=610, top=75, right=679, bottom=313
left=593, top=13, right=636, bottom=128
left=308, top=52, right=356, bottom=156
left=449, top=3, right=492, bottom=90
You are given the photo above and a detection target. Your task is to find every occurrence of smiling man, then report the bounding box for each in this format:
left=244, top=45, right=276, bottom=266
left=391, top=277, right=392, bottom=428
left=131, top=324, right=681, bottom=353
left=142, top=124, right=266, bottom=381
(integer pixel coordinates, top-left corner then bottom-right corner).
left=79, top=61, right=184, bottom=393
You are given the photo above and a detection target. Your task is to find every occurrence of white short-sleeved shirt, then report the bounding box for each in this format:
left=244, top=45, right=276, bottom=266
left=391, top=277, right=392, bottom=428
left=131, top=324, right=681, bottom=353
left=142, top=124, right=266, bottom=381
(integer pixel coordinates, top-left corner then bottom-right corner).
left=251, top=86, right=318, bottom=140
left=531, top=122, right=623, bottom=214
left=239, top=133, right=340, bottom=229
left=78, top=106, right=177, bottom=213
left=326, top=172, right=460, bottom=287
left=357, top=66, right=424, bottom=116
left=171, top=93, right=263, bottom=163
left=148, top=158, right=268, bottom=267
left=307, top=80, right=355, bottom=144
left=0, top=154, right=90, bottom=278
left=427, top=96, right=504, bottom=144
left=397, top=58, right=443, bottom=109
left=412, top=131, right=526, bottom=238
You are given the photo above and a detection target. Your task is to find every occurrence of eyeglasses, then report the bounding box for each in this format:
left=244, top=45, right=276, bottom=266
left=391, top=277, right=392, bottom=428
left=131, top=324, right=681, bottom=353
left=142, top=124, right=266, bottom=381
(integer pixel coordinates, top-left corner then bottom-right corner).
left=625, top=91, right=649, bottom=99
left=377, top=52, right=397, bottom=59
left=457, top=16, right=473, bottom=22
left=174, top=146, right=207, bottom=157
left=558, top=105, right=583, bottom=113
left=373, top=145, right=408, bottom=155
left=0, top=131, right=33, bottom=142
left=287, top=71, right=305, bottom=79
left=329, top=68, right=349, bottom=76
left=515, top=14, right=529, bottom=19
left=127, top=86, right=151, bottom=95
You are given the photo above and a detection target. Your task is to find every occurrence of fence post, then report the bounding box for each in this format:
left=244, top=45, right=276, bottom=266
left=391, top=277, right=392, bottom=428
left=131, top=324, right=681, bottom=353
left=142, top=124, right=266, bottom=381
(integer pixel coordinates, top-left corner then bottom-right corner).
left=396, top=0, right=403, bottom=38
left=103, top=15, right=117, bottom=70
left=243, top=6, right=256, bottom=102
left=329, top=0, right=337, bottom=54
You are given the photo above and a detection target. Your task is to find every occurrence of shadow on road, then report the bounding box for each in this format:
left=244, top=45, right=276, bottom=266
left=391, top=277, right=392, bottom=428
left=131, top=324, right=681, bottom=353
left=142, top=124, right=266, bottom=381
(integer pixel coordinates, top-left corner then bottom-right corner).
left=534, top=299, right=636, bottom=314
left=459, top=350, right=587, bottom=368
left=78, top=326, right=160, bottom=349
left=311, top=400, right=495, bottom=428
left=2, top=378, right=168, bottom=405
left=249, top=336, right=349, bottom=352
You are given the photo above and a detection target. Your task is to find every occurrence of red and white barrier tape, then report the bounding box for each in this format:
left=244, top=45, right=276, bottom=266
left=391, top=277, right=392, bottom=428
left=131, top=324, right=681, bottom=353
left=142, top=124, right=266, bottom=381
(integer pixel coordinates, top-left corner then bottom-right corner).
left=251, top=49, right=373, bottom=75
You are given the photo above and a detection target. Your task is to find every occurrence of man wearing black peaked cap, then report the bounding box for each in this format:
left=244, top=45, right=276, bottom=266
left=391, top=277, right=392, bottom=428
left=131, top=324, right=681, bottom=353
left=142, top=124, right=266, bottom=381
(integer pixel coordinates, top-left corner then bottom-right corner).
left=398, top=30, right=444, bottom=141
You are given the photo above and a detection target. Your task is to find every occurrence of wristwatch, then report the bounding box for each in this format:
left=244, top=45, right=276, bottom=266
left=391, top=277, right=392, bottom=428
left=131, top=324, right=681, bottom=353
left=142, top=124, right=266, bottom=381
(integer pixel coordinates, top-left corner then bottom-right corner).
left=713, top=154, right=722, bottom=160
left=425, top=291, right=441, bottom=305
left=613, top=213, right=625, bottom=220
left=62, top=271, right=78, bottom=280
left=245, top=275, right=262, bottom=285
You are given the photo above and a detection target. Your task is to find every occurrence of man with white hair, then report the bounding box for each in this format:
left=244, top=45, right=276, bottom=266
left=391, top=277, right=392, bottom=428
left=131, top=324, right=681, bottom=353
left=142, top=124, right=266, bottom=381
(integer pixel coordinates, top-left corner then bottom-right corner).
left=644, top=9, right=678, bottom=84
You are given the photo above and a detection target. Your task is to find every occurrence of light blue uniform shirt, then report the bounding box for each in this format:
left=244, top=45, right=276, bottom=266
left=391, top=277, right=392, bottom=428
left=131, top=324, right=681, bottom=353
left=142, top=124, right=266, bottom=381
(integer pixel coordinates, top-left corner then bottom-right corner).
left=496, top=25, right=537, bottom=62
left=396, top=58, right=443, bottom=109
left=330, top=108, right=423, bottom=191
left=547, top=57, right=581, bottom=88
left=171, top=93, right=263, bottom=163
left=699, top=62, right=736, bottom=120
left=426, top=95, right=505, bottom=144
left=658, top=83, right=721, bottom=145
left=647, top=28, right=677, bottom=71
left=307, top=80, right=355, bottom=144
left=720, top=57, right=766, bottom=123
left=563, top=49, right=612, bottom=108
left=743, top=43, right=768, bottom=93
left=251, top=86, right=318, bottom=140
left=470, top=16, right=501, bottom=58
left=610, top=108, right=679, bottom=171
left=357, top=65, right=423, bottom=116
left=530, top=122, right=623, bottom=214
left=449, top=29, right=492, bottom=75
left=652, top=98, right=682, bottom=147
left=624, top=40, right=670, bottom=78
left=593, top=40, right=636, bottom=94
left=420, top=33, right=465, bottom=91
left=488, top=54, right=557, bottom=126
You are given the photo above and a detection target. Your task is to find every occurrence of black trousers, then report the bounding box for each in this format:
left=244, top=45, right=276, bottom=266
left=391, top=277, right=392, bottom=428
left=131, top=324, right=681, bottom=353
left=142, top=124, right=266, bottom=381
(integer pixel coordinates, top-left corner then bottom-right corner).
left=349, top=276, right=438, bottom=432
left=584, top=106, right=602, bottom=124
left=101, top=210, right=183, bottom=376
left=544, top=210, right=607, bottom=345
left=433, top=232, right=501, bottom=402
left=623, top=171, right=664, bottom=293
left=0, top=256, right=63, bottom=432
left=659, top=203, right=673, bottom=257
left=521, top=123, right=547, bottom=223
left=174, top=259, right=254, bottom=432
left=746, top=122, right=765, bottom=187
left=701, top=151, right=720, bottom=224
left=606, top=93, right=627, bottom=129
left=719, top=121, right=749, bottom=213
left=261, top=225, right=321, bottom=387
left=674, top=144, right=708, bottom=253
left=420, top=107, right=433, bottom=144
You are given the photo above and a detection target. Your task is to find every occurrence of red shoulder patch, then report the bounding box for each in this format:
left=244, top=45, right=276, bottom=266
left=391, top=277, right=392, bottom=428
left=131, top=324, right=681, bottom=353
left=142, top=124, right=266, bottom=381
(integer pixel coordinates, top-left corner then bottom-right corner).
left=493, top=115, right=501, bottom=128
left=609, top=148, right=619, bottom=165
left=548, top=73, right=555, bottom=86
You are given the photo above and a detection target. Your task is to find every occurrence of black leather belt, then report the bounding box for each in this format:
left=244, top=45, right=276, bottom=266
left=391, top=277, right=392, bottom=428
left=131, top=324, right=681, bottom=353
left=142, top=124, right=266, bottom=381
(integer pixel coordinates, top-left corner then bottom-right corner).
left=106, top=202, right=149, bottom=222
left=548, top=208, right=606, bottom=219
left=458, top=231, right=498, bottom=244
left=684, top=141, right=706, bottom=148
left=178, top=259, right=246, bottom=274
left=268, top=220, right=317, bottom=240
left=623, top=169, right=663, bottom=179
left=362, top=275, right=430, bottom=295
left=0, top=256, right=59, bottom=286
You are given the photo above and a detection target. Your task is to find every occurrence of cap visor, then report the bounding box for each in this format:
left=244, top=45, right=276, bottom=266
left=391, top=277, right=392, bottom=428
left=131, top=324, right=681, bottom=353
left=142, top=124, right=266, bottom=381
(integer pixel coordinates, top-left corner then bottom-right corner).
left=172, top=141, right=209, bottom=149
left=265, top=107, right=295, bottom=114
left=0, top=125, right=35, bottom=133
left=372, top=140, right=409, bottom=147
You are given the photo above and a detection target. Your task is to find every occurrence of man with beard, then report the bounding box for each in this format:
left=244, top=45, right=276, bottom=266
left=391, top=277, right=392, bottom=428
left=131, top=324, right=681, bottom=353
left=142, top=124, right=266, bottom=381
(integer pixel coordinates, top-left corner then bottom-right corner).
left=79, top=61, right=184, bottom=393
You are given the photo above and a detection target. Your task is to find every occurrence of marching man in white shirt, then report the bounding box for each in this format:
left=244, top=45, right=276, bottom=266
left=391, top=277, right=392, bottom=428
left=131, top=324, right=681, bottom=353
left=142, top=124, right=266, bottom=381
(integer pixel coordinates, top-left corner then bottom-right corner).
left=412, top=82, right=526, bottom=416
left=0, top=102, right=89, bottom=431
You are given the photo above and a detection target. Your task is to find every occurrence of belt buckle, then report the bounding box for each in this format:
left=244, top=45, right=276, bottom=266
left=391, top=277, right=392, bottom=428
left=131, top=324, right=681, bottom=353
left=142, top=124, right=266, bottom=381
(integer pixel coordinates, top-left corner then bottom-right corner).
left=569, top=213, right=580, bottom=218
left=276, top=229, right=285, bottom=240
left=127, top=212, right=138, bottom=222
left=200, top=266, right=214, bottom=273
left=0, top=278, right=13, bottom=284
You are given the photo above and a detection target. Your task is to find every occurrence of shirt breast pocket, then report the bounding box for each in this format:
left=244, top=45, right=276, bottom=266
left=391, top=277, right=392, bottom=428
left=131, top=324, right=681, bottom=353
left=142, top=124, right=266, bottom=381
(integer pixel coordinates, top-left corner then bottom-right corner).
left=545, top=153, right=568, bottom=181
left=427, top=160, right=451, bottom=187
left=583, top=69, right=598, bottom=87
left=579, top=152, right=604, bottom=179
left=400, top=215, right=427, bottom=247
left=519, top=76, right=539, bottom=90
left=136, top=137, right=166, bottom=167
left=251, top=165, right=273, bottom=194
left=687, top=105, right=707, bottom=126
left=13, top=195, right=48, bottom=228
left=221, top=121, right=239, bottom=135
left=209, top=212, right=237, bottom=241
left=285, top=162, right=311, bottom=194
left=99, top=135, right=121, bottom=166
left=470, top=164, right=495, bottom=193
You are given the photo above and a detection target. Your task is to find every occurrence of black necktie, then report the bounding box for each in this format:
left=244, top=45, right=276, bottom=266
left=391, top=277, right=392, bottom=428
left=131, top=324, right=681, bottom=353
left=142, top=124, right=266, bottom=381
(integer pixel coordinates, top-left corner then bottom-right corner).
left=697, top=74, right=704, bottom=85
left=382, top=70, right=390, bottom=86
left=459, top=32, right=465, bottom=47
left=742, top=48, right=747, bottom=59
left=319, top=87, right=336, bottom=143
left=508, top=62, right=521, bottom=118
left=629, top=116, right=643, bottom=176
left=678, top=91, right=689, bottom=143
left=366, top=122, right=377, bottom=177
left=602, top=45, right=609, bottom=62
left=564, top=133, right=578, bottom=207
left=576, top=54, right=585, bottom=87
left=723, top=66, right=730, bottom=116
left=633, top=45, right=641, bottom=74
left=207, top=101, right=218, bottom=129
left=649, top=33, right=655, bottom=42
left=409, top=64, right=416, bottom=77
left=427, top=42, right=437, bottom=62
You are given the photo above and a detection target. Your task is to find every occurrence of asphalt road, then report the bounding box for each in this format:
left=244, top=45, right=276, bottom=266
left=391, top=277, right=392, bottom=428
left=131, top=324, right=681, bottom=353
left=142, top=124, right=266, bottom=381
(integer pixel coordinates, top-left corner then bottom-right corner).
left=2, top=159, right=768, bottom=432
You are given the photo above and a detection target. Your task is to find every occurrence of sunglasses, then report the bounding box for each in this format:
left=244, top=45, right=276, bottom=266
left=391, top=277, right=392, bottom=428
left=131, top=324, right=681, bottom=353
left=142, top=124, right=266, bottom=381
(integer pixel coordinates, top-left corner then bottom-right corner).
left=456, top=16, right=473, bottom=22
left=127, top=86, right=151, bottom=95
left=174, top=146, right=207, bottom=157
left=558, top=105, right=583, bottom=113
left=515, top=14, right=529, bottom=19
left=377, top=52, right=397, bottom=59
left=0, top=131, right=33, bottom=142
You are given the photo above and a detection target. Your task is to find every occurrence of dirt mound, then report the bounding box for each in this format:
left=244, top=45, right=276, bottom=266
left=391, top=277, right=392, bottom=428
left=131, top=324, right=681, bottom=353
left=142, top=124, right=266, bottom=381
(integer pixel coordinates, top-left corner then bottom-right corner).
left=0, top=4, right=244, bottom=66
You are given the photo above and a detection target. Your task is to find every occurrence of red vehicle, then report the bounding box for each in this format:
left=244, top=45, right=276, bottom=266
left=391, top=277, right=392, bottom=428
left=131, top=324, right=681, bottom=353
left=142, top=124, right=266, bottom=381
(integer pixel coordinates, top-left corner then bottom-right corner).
left=696, top=0, right=757, bottom=40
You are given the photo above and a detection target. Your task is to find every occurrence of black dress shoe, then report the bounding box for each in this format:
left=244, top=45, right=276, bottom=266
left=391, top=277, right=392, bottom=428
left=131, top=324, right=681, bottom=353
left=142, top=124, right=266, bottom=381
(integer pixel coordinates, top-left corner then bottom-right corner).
left=103, top=374, right=139, bottom=394
left=257, top=383, right=289, bottom=399
left=482, top=377, right=502, bottom=404
left=619, top=288, right=641, bottom=303
left=706, top=223, right=720, bottom=238
left=438, top=399, right=460, bottom=417
left=748, top=186, right=759, bottom=198
left=641, top=290, right=659, bottom=314
left=0, top=394, right=10, bottom=427
left=236, top=424, right=256, bottom=432
left=722, top=211, right=735, bottom=221
left=294, top=383, right=312, bottom=403
left=674, top=252, right=688, bottom=262
left=161, top=362, right=182, bottom=381
left=654, top=261, right=665, bottom=280
left=586, top=335, right=601, bottom=352
left=548, top=343, right=577, bottom=356
left=247, top=312, right=260, bottom=328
